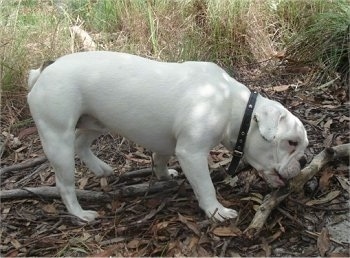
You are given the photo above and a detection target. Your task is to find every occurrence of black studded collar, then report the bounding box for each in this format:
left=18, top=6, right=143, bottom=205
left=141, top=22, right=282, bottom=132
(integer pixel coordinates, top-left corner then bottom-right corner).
left=227, top=91, right=259, bottom=176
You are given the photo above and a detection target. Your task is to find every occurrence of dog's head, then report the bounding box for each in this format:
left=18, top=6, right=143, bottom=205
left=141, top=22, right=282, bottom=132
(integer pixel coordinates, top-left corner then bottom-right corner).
left=243, top=98, right=308, bottom=187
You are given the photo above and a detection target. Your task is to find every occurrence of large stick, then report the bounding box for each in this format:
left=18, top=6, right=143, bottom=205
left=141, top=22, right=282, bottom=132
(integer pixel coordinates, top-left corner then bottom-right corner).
left=244, top=143, right=350, bottom=238
left=0, top=180, right=180, bottom=201
left=0, top=156, right=47, bottom=177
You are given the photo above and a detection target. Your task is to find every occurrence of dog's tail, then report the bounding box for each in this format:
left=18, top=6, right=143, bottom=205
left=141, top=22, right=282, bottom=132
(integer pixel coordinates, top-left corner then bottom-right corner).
left=28, top=60, right=55, bottom=90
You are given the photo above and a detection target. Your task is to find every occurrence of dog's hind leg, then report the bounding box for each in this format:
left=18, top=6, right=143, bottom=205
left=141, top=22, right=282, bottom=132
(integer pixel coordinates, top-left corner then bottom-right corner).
left=75, top=116, right=114, bottom=177
left=37, top=125, right=99, bottom=221
left=152, top=153, right=178, bottom=180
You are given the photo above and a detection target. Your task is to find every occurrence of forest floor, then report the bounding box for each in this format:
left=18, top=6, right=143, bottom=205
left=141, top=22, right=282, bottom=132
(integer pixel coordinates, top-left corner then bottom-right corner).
left=1, top=63, right=349, bottom=257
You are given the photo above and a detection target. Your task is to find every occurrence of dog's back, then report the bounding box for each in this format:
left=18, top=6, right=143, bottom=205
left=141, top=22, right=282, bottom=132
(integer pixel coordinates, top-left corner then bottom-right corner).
left=27, top=51, right=236, bottom=150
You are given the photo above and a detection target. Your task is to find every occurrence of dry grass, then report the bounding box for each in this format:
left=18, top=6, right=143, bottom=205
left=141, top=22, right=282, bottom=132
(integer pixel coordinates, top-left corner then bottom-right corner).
left=244, top=1, right=278, bottom=63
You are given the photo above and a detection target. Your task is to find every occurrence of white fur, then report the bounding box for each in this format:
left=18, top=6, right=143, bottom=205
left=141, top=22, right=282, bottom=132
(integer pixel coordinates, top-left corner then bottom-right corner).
left=27, top=51, right=308, bottom=222
left=28, top=67, right=41, bottom=90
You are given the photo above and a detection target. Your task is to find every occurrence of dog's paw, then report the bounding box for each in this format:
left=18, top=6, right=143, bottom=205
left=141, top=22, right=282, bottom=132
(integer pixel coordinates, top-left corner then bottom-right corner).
left=156, top=169, right=179, bottom=180
left=75, top=210, right=99, bottom=222
left=205, top=204, right=238, bottom=222
left=92, top=161, right=114, bottom=177
left=168, top=169, right=179, bottom=178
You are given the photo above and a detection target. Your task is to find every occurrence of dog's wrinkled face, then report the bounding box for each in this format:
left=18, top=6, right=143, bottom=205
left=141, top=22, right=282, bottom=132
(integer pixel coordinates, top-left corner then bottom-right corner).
left=244, top=101, right=308, bottom=188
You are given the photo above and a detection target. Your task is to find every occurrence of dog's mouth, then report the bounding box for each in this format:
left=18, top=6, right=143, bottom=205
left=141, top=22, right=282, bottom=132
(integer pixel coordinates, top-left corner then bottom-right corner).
left=259, top=169, right=287, bottom=188
left=273, top=169, right=287, bottom=187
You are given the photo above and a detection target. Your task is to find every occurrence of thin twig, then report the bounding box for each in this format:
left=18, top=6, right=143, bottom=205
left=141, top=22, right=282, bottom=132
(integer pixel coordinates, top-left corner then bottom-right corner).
left=276, top=207, right=304, bottom=228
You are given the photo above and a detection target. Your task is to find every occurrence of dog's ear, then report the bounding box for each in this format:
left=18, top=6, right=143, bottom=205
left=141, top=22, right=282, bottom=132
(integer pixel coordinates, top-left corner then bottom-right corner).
left=254, top=105, right=285, bottom=142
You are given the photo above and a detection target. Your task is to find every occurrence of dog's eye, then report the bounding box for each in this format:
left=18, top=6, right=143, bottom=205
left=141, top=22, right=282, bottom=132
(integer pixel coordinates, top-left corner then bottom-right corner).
left=288, top=140, right=298, bottom=146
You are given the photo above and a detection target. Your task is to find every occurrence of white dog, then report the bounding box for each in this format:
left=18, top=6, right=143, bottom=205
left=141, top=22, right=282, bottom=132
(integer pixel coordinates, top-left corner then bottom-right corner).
left=27, top=51, right=308, bottom=222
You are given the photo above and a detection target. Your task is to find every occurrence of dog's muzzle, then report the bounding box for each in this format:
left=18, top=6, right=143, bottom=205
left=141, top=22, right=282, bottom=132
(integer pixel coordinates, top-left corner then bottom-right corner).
left=264, top=155, right=307, bottom=188
left=277, top=156, right=307, bottom=184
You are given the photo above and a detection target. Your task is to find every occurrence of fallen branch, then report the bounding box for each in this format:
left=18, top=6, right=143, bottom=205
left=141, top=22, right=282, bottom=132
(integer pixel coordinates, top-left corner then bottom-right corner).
left=289, top=144, right=349, bottom=192
left=244, top=143, right=350, bottom=238
left=0, top=158, right=154, bottom=179
left=0, top=156, right=47, bottom=177
left=118, top=165, right=181, bottom=181
left=119, top=167, right=153, bottom=179
left=0, top=155, right=181, bottom=201
left=0, top=180, right=180, bottom=202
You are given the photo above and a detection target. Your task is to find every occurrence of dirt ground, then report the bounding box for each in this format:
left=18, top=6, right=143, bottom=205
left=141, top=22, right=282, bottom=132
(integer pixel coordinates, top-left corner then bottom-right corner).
left=1, top=64, right=349, bottom=257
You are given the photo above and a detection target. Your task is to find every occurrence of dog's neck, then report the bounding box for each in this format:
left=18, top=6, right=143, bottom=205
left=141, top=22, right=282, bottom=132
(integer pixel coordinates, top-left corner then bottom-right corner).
left=221, top=88, right=261, bottom=150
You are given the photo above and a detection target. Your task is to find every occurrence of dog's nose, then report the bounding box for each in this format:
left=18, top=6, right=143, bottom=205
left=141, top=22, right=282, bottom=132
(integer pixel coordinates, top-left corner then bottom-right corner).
left=298, top=156, right=307, bottom=169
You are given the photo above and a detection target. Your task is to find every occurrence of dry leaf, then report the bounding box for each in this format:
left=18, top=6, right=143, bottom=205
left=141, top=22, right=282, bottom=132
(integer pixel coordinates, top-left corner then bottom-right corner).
left=306, top=190, right=341, bottom=206
left=210, top=158, right=231, bottom=169
left=212, top=226, right=241, bottom=237
left=323, top=105, right=340, bottom=109
left=323, top=118, right=333, bottom=131
left=2, top=207, right=11, bottom=219
left=323, top=133, right=334, bottom=147
left=127, top=239, right=141, bottom=249
left=41, top=204, right=57, bottom=214
left=146, top=198, right=163, bottom=208
left=154, top=221, right=170, bottom=231
left=328, top=252, right=350, bottom=257
left=260, top=237, right=271, bottom=257
left=335, top=176, right=350, bottom=194
left=197, top=245, right=211, bottom=257
left=253, top=204, right=260, bottom=211
left=187, top=236, right=199, bottom=251
left=5, top=249, right=19, bottom=258
left=10, top=238, right=21, bottom=249
left=18, top=127, right=37, bottom=140
left=251, top=192, right=263, bottom=199
left=271, top=85, right=290, bottom=92
left=339, top=115, right=350, bottom=122
left=223, top=175, right=239, bottom=187
left=78, top=177, right=89, bottom=190
left=274, top=50, right=285, bottom=59
left=319, top=169, right=334, bottom=191
left=90, top=244, right=120, bottom=257
left=240, top=196, right=263, bottom=204
left=100, top=177, right=108, bottom=189
left=178, top=213, right=201, bottom=236
left=317, top=227, right=330, bottom=256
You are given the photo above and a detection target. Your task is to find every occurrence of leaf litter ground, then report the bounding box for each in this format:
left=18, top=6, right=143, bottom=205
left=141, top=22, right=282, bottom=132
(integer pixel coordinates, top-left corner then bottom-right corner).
left=1, top=67, right=349, bottom=257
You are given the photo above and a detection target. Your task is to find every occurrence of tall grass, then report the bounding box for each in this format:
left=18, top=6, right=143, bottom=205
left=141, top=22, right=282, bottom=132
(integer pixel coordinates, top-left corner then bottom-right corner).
left=284, top=1, right=349, bottom=85
left=1, top=0, right=71, bottom=91
left=1, top=0, right=348, bottom=93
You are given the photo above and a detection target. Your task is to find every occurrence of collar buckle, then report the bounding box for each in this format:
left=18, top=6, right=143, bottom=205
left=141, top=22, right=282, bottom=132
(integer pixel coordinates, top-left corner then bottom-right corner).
left=233, top=150, right=243, bottom=157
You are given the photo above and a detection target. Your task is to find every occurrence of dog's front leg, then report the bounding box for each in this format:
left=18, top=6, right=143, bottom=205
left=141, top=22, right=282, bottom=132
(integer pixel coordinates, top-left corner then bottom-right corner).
left=175, top=145, right=237, bottom=221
